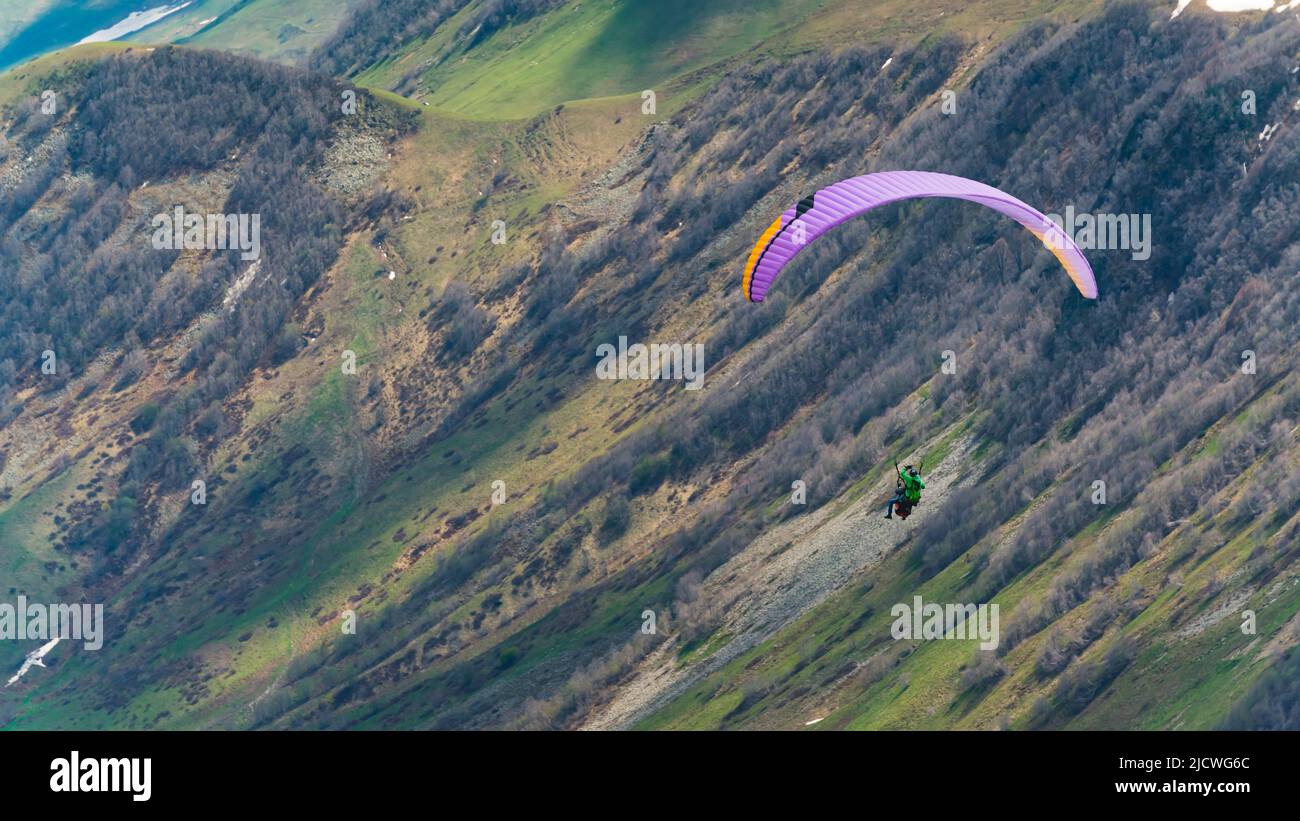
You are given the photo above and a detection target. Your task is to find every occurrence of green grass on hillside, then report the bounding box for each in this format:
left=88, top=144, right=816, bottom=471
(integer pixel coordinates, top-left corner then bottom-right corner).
left=0, top=41, right=131, bottom=107
left=357, top=0, right=823, bottom=119
left=160, top=0, right=355, bottom=64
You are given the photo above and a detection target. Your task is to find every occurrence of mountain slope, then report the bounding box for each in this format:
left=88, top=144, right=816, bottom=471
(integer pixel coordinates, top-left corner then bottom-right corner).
left=317, top=0, right=1095, bottom=119
left=2, top=1, right=1300, bottom=732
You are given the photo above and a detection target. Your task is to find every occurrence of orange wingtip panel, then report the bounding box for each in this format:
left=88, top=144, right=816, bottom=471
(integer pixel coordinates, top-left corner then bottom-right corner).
left=742, top=216, right=784, bottom=301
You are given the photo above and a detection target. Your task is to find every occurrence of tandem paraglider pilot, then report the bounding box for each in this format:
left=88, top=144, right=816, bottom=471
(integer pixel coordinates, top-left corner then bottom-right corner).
left=886, top=464, right=925, bottom=520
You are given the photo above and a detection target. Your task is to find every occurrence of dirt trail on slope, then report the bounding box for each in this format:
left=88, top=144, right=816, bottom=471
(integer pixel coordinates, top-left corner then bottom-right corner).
left=582, top=437, right=974, bottom=730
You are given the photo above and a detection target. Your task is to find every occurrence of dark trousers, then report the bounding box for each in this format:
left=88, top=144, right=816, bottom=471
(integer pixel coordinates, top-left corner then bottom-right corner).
left=886, top=491, right=906, bottom=517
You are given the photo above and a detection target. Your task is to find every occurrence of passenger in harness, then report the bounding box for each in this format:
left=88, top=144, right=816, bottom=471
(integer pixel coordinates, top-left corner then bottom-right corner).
left=885, top=463, right=925, bottom=520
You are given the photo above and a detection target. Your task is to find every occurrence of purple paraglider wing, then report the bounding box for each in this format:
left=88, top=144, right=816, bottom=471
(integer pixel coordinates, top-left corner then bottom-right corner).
left=741, top=171, right=1097, bottom=302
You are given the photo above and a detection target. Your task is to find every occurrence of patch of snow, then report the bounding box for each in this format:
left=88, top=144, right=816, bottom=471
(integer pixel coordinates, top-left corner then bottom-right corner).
left=79, top=2, right=193, bottom=44
left=5, top=638, right=60, bottom=687
left=222, top=258, right=261, bottom=313
left=1174, top=0, right=1295, bottom=15
left=1207, top=0, right=1275, bottom=10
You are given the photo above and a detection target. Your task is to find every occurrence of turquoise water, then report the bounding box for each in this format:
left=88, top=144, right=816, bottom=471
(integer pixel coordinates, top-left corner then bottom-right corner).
left=0, top=1, right=162, bottom=71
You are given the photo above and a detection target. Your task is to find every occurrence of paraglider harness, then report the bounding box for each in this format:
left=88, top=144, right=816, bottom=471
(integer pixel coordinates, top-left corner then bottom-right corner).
left=889, top=461, right=924, bottom=520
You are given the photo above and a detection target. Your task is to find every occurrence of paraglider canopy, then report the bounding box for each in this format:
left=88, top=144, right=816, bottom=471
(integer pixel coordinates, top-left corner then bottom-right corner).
left=742, top=170, right=1097, bottom=303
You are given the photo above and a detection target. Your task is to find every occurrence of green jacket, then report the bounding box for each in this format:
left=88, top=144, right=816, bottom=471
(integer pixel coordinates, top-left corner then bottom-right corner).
left=900, top=471, right=925, bottom=503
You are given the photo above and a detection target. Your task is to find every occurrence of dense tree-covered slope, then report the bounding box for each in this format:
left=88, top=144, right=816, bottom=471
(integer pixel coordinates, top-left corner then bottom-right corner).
left=1, top=1, right=1299, bottom=730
